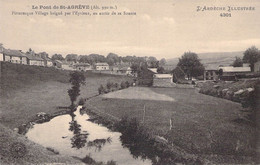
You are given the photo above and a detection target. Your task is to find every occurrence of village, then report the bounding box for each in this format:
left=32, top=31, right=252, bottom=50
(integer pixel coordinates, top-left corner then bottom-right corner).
left=1, top=44, right=260, bottom=88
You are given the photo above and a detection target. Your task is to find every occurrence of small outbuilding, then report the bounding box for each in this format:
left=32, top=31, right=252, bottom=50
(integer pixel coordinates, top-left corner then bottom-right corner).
left=153, top=74, right=176, bottom=87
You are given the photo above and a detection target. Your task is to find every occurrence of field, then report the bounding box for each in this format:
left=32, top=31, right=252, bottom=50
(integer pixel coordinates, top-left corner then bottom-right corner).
left=87, top=87, right=256, bottom=163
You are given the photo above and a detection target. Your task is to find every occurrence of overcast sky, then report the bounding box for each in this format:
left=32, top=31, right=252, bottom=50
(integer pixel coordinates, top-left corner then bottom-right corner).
left=0, top=0, right=260, bottom=59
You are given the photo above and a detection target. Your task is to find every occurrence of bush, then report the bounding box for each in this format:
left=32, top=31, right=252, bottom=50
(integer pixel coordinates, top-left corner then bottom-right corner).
left=106, top=82, right=114, bottom=90
left=98, top=85, right=105, bottom=94
left=125, top=81, right=130, bottom=88
left=114, top=83, right=119, bottom=89
left=120, top=81, right=127, bottom=89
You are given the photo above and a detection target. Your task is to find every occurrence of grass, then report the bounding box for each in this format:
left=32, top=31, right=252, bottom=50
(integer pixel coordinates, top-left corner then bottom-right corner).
left=0, top=124, right=82, bottom=164
left=0, top=62, right=132, bottom=129
left=86, top=86, right=256, bottom=164
left=0, top=62, right=133, bottom=164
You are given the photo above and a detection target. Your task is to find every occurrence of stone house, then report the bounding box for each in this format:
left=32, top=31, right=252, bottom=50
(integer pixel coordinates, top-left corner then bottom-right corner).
left=153, top=74, right=175, bottom=87
left=203, top=65, right=219, bottom=81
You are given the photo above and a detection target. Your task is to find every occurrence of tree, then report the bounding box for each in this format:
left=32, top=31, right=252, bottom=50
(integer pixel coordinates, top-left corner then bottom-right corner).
left=51, top=54, right=64, bottom=61
left=157, top=66, right=165, bottom=74
left=232, top=57, right=243, bottom=67
left=130, top=63, right=140, bottom=74
left=65, top=54, right=78, bottom=63
left=38, top=52, right=49, bottom=59
left=107, top=53, right=119, bottom=65
left=177, top=52, right=204, bottom=80
left=243, top=46, right=260, bottom=71
left=159, top=58, right=166, bottom=66
left=68, top=71, right=86, bottom=110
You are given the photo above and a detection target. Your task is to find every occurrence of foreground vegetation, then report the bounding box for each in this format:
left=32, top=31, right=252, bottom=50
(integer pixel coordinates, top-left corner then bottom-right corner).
left=86, top=87, right=256, bottom=164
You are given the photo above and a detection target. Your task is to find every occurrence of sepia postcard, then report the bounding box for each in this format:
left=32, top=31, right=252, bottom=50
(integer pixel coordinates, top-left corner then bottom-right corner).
left=0, top=0, right=259, bottom=164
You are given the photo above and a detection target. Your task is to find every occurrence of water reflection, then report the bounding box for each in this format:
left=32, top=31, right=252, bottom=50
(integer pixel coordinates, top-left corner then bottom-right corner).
left=69, top=110, right=112, bottom=152
left=26, top=106, right=152, bottom=165
left=69, top=112, right=89, bottom=149
left=87, top=137, right=112, bottom=152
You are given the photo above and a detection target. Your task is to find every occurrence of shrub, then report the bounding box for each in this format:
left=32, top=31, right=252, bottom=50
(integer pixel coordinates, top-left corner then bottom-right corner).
left=106, top=82, right=114, bottom=90
left=114, top=83, right=119, bottom=89
left=125, top=81, right=130, bottom=88
left=98, top=85, right=105, bottom=95
left=120, top=81, right=127, bottom=89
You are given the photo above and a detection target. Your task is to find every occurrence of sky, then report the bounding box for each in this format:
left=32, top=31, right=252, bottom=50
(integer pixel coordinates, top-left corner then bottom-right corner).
left=0, top=0, right=260, bottom=59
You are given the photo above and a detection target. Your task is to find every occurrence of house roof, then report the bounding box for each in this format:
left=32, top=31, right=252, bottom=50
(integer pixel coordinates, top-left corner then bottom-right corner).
left=26, top=53, right=44, bottom=61
left=95, top=62, right=109, bottom=66
left=148, top=68, right=158, bottom=73
left=3, top=49, right=26, bottom=57
left=154, top=74, right=172, bottom=78
left=219, top=66, right=251, bottom=72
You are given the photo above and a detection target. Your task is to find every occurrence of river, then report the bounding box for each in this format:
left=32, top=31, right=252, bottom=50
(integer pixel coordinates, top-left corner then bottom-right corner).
left=26, top=106, right=152, bottom=165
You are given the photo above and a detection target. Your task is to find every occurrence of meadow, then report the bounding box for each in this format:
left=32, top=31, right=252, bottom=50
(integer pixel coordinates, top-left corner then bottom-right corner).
left=86, top=87, right=256, bottom=164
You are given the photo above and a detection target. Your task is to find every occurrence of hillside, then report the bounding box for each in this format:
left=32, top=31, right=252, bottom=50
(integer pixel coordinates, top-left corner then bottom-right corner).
left=166, top=51, right=244, bottom=69
left=0, top=62, right=133, bottom=164
left=0, top=62, right=70, bottom=97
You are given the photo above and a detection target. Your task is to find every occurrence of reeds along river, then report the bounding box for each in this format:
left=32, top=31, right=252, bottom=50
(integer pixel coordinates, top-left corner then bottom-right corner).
left=25, top=106, right=152, bottom=165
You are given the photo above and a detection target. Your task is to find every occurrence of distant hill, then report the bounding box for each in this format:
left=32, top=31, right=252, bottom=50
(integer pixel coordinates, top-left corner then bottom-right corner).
left=165, top=51, right=244, bottom=70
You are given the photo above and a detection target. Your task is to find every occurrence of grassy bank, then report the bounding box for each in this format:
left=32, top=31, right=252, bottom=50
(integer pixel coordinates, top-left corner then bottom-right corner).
left=86, top=87, right=256, bottom=164
left=0, top=62, right=132, bottom=129
left=0, top=124, right=82, bottom=164
left=0, top=62, right=132, bottom=164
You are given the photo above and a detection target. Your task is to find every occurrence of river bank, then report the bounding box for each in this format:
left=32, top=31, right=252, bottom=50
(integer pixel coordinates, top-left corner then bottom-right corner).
left=82, top=106, right=205, bottom=164
left=0, top=123, right=83, bottom=164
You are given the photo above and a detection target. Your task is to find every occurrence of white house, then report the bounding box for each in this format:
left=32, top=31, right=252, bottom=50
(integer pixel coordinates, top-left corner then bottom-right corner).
left=1, top=49, right=27, bottom=65
left=95, top=63, right=109, bottom=70
left=26, top=54, right=45, bottom=66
